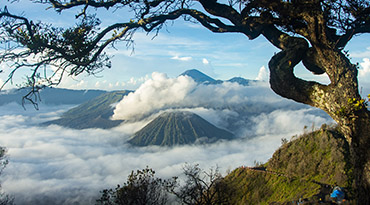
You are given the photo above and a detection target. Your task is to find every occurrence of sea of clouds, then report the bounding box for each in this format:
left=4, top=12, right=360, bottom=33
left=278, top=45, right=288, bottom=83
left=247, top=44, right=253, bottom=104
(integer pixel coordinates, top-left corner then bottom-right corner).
left=0, top=73, right=335, bottom=204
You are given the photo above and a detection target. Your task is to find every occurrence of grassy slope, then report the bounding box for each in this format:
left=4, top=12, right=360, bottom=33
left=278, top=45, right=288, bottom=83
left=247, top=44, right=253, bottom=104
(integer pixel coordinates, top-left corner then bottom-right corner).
left=224, top=125, right=352, bottom=204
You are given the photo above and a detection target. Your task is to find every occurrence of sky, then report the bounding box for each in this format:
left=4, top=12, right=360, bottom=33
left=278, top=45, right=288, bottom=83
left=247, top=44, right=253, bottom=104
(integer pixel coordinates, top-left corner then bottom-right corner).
left=1, top=1, right=369, bottom=91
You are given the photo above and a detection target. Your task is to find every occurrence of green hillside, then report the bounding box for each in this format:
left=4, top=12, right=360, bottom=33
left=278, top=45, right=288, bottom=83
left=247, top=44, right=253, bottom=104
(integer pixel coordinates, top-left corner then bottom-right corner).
left=128, top=111, right=235, bottom=146
left=44, top=90, right=131, bottom=129
left=224, top=125, right=352, bottom=204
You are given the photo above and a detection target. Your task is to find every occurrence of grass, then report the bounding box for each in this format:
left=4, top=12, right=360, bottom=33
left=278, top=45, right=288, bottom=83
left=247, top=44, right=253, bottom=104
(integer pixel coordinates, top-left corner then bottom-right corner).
left=223, top=124, right=352, bottom=204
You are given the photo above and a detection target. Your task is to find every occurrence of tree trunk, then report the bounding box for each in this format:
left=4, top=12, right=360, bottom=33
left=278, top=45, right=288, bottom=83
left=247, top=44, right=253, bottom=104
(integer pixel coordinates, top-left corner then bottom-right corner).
left=346, top=110, right=370, bottom=204
left=265, top=29, right=370, bottom=202
left=301, top=49, right=370, bottom=204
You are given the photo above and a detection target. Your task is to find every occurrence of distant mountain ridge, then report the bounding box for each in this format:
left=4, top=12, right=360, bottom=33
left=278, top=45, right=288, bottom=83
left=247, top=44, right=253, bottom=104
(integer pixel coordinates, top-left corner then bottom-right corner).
left=180, top=69, right=257, bottom=85
left=128, top=111, right=234, bottom=146
left=0, top=87, right=106, bottom=106
left=227, top=77, right=258, bottom=86
left=43, top=90, right=131, bottom=129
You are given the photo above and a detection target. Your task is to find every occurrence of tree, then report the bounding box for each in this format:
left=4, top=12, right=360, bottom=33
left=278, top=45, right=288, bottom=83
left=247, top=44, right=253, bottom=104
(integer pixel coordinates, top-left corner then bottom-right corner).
left=0, top=147, right=13, bottom=205
left=165, top=164, right=235, bottom=205
left=0, top=0, right=369, bottom=202
left=97, top=167, right=168, bottom=205
left=98, top=165, right=234, bottom=205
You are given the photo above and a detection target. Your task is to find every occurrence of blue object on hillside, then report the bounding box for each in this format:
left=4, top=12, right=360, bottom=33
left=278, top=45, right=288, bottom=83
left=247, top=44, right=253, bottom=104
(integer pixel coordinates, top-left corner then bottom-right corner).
left=330, top=186, right=345, bottom=201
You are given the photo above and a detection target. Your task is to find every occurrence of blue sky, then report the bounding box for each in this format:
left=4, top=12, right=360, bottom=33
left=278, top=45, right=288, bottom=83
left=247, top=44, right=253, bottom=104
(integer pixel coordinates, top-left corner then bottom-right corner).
left=1, top=1, right=370, bottom=91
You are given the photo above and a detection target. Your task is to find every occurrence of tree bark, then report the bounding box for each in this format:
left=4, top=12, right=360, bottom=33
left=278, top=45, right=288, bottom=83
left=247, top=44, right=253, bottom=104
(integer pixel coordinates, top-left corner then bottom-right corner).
left=264, top=25, right=370, bottom=203
left=347, top=110, right=370, bottom=204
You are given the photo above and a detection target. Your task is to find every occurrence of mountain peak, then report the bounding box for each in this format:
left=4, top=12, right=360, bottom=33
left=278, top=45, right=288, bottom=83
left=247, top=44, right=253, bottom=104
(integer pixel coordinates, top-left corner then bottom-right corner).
left=128, top=111, right=234, bottom=146
left=180, top=69, right=216, bottom=83
left=227, top=77, right=258, bottom=86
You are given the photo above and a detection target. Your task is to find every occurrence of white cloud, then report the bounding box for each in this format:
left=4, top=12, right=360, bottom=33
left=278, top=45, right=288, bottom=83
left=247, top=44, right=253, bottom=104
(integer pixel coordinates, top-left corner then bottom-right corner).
left=0, top=101, right=333, bottom=204
left=0, top=70, right=340, bottom=204
left=128, top=77, right=137, bottom=85
left=111, top=72, right=332, bottom=140
left=202, top=58, right=209, bottom=65
left=359, top=58, right=370, bottom=78
left=113, top=72, right=197, bottom=121
left=112, top=72, right=295, bottom=121
left=76, top=80, right=86, bottom=87
left=255, top=66, right=268, bottom=81
left=115, top=81, right=124, bottom=87
left=126, top=75, right=150, bottom=87
left=171, top=55, right=193, bottom=61
left=57, top=77, right=131, bottom=91
left=251, top=108, right=330, bottom=136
